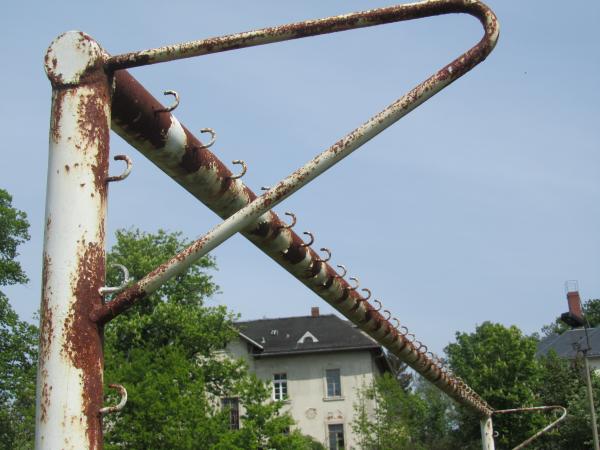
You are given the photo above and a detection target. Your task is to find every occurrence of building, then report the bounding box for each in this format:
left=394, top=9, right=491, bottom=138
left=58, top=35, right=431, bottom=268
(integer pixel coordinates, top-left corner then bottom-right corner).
left=536, top=327, right=600, bottom=370
left=224, top=307, right=392, bottom=449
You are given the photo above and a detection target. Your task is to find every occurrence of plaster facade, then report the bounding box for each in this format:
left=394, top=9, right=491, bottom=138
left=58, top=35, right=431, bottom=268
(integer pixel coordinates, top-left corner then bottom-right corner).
left=226, top=338, right=382, bottom=448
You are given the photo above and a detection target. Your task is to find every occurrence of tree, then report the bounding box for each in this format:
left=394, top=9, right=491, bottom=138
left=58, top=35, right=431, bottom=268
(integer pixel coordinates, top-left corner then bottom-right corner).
left=532, top=350, right=600, bottom=449
left=0, top=188, right=37, bottom=450
left=352, top=372, right=454, bottom=450
left=0, top=189, right=30, bottom=287
left=103, top=229, right=317, bottom=449
left=445, top=322, right=545, bottom=449
left=542, top=298, right=600, bottom=337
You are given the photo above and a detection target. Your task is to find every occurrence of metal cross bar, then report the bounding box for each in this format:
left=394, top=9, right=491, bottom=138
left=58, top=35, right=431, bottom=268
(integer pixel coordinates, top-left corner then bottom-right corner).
left=493, top=406, right=568, bottom=450
left=106, top=0, right=497, bottom=70
left=99, top=0, right=498, bottom=417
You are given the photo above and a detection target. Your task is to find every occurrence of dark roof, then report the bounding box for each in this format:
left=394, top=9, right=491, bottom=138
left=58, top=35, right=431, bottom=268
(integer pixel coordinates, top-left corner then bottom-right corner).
left=235, top=314, right=380, bottom=357
left=537, top=328, right=600, bottom=359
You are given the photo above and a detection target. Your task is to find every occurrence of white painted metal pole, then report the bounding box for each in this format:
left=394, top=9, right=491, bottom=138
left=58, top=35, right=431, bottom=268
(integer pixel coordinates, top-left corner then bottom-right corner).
left=36, top=32, right=111, bottom=450
left=480, top=416, right=495, bottom=450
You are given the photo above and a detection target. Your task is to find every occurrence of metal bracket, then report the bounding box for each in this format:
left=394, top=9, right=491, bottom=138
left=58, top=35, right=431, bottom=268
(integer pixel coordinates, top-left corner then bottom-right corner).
left=493, top=405, right=568, bottom=450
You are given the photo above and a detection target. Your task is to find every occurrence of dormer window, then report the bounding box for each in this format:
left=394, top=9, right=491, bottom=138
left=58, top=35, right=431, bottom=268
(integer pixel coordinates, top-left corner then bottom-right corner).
left=297, top=331, right=319, bottom=344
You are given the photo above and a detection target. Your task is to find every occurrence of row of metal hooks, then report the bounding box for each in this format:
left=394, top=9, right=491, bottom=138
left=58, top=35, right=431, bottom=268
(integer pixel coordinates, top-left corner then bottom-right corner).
left=155, top=90, right=248, bottom=180
left=148, top=90, right=487, bottom=408
left=277, top=210, right=486, bottom=407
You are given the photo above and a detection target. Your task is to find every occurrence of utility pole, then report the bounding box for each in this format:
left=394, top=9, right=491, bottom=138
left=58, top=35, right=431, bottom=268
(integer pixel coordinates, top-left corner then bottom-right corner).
left=560, top=281, right=599, bottom=450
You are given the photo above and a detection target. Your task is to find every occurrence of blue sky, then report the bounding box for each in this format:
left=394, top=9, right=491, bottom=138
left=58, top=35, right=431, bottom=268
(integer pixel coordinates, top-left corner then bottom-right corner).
left=1, top=1, right=598, bottom=355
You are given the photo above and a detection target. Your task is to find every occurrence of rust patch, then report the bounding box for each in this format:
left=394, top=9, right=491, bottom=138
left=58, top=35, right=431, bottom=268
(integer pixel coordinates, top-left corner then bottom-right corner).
left=62, top=242, right=105, bottom=449
left=77, top=81, right=110, bottom=201
left=50, top=89, right=67, bottom=143
left=39, top=253, right=54, bottom=363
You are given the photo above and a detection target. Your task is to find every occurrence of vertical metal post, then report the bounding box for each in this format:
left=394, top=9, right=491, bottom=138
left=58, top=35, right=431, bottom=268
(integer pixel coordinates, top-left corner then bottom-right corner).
left=37, top=32, right=110, bottom=449
left=480, top=416, right=495, bottom=450
left=584, top=354, right=600, bottom=450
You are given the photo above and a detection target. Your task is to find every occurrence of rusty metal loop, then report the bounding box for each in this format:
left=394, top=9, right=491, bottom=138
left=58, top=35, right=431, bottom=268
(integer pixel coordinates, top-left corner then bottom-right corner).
left=406, top=333, right=416, bottom=343
left=316, top=247, right=331, bottom=263
left=392, top=317, right=400, bottom=328
left=383, top=309, right=392, bottom=320
left=99, top=264, right=131, bottom=296
left=280, top=212, right=296, bottom=230
left=199, top=128, right=216, bottom=148
left=156, top=90, right=180, bottom=113
left=106, top=155, right=133, bottom=183
left=335, top=264, right=347, bottom=278
left=399, top=325, right=409, bottom=335
left=300, top=231, right=314, bottom=247
left=373, top=299, right=382, bottom=311
left=229, top=160, right=247, bottom=179
left=360, top=288, right=372, bottom=301
left=348, top=277, right=359, bottom=290
left=99, top=384, right=127, bottom=415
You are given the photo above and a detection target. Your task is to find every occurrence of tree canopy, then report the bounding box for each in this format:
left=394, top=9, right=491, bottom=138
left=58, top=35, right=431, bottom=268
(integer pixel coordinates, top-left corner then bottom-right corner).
left=0, top=188, right=36, bottom=450
left=103, top=228, right=319, bottom=449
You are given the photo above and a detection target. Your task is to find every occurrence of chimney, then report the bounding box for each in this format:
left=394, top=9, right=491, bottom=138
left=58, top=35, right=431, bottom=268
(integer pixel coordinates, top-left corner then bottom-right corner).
left=560, top=280, right=585, bottom=328
left=311, top=307, right=320, bottom=318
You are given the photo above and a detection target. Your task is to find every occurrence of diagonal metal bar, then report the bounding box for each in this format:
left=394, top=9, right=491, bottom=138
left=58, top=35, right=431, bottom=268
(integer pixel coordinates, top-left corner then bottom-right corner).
left=101, top=0, right=499, bottom=416
left=493, top=406, right=568, bottom=450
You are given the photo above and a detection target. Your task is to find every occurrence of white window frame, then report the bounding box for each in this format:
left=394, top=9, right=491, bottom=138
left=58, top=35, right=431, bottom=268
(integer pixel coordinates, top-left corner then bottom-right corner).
left=325, top=368, right=342, bottom=398
left=273, top=372, right=288, bottom=400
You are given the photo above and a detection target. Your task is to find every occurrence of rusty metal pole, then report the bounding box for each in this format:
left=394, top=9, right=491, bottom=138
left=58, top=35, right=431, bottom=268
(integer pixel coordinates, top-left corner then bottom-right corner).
left=37, top=31, right=111, bottom=450
left=480, top=416, right=495, bottom=450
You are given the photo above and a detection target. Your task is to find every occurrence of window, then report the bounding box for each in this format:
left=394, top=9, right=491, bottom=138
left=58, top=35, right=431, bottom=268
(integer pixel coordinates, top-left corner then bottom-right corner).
left=326, top=369, right=341, bottom=398
left=221, top=397, right=240, bottom=430
left=273, top=373, right=288, bottom=400
left=328, top=424, right=345, bottom=450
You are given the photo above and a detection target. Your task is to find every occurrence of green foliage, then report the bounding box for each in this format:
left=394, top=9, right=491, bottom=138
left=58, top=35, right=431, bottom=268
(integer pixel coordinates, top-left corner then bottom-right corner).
left=445, top=322, right=545, bottom=449
left=542, top=298, right=600, bottom=337
left=0, top=294, right=38, bottom=450
left=103, top=229, right=317, bottom=449
left=0, top=189, right=35, bottom=450
left=352, top=372, right=454, bottom=450
left=531, top=351, right=600, bottom=449
left=0, top=189, right=30, bottom=288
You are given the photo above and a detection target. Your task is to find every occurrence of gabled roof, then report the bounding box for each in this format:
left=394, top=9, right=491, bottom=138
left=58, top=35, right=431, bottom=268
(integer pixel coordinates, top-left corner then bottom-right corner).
left=537, top=327, right=600, bottom=359
left=235, top=314, right=380, bottom=357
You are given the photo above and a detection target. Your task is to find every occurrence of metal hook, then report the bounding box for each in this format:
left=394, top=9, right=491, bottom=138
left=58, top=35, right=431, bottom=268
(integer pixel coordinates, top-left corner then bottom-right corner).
left=399, top=325, right=409, bottom=335
left=106, top=155, right=133, bottom=183
left=316, top=248, right=331, bottom=263
left=383, top=309, right=392, bottom=320
left=156, top=90, right=180, bottom=113
left=348, top=277, right=359, bottom=290
left=406, top=333, right=416, bottom=343
left=199, top=128, right=216, bottom=148
left=301, top=231, right=314, bottom=247
left=261, top=186, right=271, bottom=191
left=373, top=299, right=382, bottom=311
left=335, top=264, right=347, bottom=278
left=99, top=264, right=131, bottom=296
left=229, top=160, right=247, bottom=179
left=100, top=384, right=128, bottom=415
left=279, top=212, right=296, bottom=230
left=360, top=288, right=372, bottom=301
left=392, top=318, right=400, bottom=328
